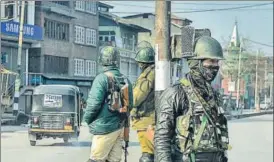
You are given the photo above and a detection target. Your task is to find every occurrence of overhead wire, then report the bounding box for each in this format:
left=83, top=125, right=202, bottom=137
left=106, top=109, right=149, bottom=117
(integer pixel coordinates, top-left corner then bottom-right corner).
left=102, top=2, right=273, bottom=11
left=108, top=2, right=273, bottom=14
left=243, top=38, right=274, bottom=48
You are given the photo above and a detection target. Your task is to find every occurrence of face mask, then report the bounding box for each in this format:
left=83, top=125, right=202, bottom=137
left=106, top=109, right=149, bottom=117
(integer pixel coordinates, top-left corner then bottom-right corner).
left=200, top=65, right=220, bottom=82
left=139, top=63, right=149, bottom=71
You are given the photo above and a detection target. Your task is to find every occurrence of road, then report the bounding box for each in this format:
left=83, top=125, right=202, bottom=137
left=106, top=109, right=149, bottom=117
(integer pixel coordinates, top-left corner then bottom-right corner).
left=1, top=114, right=273, bottom=162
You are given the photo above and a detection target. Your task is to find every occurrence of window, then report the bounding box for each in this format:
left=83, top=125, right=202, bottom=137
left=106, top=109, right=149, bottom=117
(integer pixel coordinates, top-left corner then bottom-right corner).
left=44, top=55, right=69, bottom=75
left=1, top=52, right=8, bottom=64
left=86, top=28, right=97, bottom=46
left=99, top=35, right=115, bottom=43
left=98, top=7, right=108, bottom=12
left=44, top=19, right=69, bottom=41
left=75, top=1, right=85, bottom=11
left=51, top=1, right=70, bottom=7
left=74, top=25, right=85, bottom=44
left=86, top=60, right=96, bottom=76
left=120, top=61, right=129, bottom=76
left=18, top=1, right=28, bottom=24
left=75, top=26, right=97, bottom=46
left=74, top=59, right=84, bottom=76
left=122, top=33, right=135, bottom=51
left=130, top=63, right=138, bottom=76
left=4, top=1, right=14, bottom=19
left=85, top=1, right=97, bottom=14
left=75, top=1, right=97, bottom=14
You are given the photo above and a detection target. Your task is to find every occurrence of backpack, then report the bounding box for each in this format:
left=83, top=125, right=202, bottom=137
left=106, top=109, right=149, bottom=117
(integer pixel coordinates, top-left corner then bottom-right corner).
left=104, top=71, right=130, bottom=114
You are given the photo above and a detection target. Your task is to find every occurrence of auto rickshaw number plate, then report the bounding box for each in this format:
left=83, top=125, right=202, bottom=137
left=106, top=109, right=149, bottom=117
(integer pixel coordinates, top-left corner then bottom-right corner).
left=44, top=94, right=63, bottom=108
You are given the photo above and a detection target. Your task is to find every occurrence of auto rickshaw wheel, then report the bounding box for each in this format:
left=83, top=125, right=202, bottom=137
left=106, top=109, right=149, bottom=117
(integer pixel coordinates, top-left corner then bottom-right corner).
left=30, top=141, right=36, bottom=146
left=63, top=137, right=69, bottom=143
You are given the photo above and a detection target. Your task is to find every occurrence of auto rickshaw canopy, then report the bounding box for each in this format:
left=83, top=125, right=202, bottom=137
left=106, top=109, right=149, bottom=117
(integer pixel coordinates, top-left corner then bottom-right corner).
left=33, top=85, right=80, bottom=96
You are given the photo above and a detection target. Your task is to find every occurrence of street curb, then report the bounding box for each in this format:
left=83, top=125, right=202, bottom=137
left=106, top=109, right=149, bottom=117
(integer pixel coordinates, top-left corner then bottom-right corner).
left=1, top=111, right=273, bottom=126
left=225, top=110, right=273, bottom=120
left=1, top=119, right=16, bottom=125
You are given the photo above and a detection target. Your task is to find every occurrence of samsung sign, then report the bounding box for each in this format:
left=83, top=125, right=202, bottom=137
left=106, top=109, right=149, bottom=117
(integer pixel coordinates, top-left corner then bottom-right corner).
left=1, top=21, right=43, bottom=40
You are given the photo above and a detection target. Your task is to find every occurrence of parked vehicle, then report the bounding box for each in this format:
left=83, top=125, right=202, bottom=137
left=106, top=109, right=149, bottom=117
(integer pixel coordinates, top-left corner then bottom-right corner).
left=260, top=101, right=271, bottom=110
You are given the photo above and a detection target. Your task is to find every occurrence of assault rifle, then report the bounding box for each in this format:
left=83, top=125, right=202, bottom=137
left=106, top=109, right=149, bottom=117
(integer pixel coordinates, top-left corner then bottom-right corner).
left=120, top=78, right=130, bottom=162
left=123, top=117, right=129, bottom=162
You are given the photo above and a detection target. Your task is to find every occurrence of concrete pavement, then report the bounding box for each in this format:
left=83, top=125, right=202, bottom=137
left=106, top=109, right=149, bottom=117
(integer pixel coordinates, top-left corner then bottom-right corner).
left=1, top=114, right=273, bottom=162
left=2, top=109, right=272, bottom=125
left=227, top=114, right=273, bottom=162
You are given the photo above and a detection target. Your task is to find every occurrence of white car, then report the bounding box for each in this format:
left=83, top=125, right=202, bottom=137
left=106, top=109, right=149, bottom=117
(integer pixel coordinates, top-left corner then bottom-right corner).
left=260, top=101, right=271, bottom=110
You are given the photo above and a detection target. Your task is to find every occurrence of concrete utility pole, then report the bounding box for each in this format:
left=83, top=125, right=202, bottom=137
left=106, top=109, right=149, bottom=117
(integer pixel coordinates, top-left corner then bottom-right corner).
left=155, top=1, right=171, bottom=100
left=236, top=38, right=243, bottom=111
left=13, top=1, right=25, bottom=116
left=264, top=57, right=268, bottom=108
left=255, top=49, right=260, bottom=112
left=0, top=8, right=2, bottom=159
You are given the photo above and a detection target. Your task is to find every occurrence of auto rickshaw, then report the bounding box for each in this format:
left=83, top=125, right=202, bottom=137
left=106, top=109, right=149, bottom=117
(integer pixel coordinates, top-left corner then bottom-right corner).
left=28, top=85, right=82, bottom=146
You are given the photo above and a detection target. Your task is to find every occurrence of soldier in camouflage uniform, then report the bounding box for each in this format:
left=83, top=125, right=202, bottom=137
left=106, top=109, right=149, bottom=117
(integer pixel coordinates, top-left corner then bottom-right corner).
left=130, top=41, right=155, bottom=162
left=83, top=46, right=133, bottom=162
left=154, top=36, right=230, bottom=162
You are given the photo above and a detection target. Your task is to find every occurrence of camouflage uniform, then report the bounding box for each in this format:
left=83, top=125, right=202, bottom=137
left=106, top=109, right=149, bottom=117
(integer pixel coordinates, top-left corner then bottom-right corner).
left=131, top=41, right=155, bottom=162
left=154, top=36, right=230, bottom=162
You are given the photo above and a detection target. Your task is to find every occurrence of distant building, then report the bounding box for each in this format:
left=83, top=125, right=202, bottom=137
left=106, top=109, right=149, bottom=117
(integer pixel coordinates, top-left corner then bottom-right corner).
left=1, top=1, right=99, bottom=113
left=98, top=3, right=151, bottom=83
left=31, top=1, right=99, bottom=98
left=221, top=20, right=255, bottom=109
left=123, top=13, right=192, bottom=83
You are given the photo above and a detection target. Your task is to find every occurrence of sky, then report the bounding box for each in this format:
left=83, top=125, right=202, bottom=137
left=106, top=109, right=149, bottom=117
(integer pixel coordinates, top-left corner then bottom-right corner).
left=102, top=1, right=273, bottom=56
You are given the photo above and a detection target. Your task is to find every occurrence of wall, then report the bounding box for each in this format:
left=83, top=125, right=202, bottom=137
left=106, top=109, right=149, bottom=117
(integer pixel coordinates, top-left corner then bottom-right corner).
left=35, top=1, right=98, bottom=78
left=98, top=16, right=141, bottom=82
left=124, top=15, right=188, bottom=83
left=1, top=45, right=27, bottom=77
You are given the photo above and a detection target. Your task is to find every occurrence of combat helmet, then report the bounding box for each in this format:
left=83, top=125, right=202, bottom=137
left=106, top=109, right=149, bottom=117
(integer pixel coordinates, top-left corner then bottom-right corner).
left=191, top=36, right=224, bottom=60
left=135, top=41, right=155, bottom=63
left=98, top=46, right=120, bottom=66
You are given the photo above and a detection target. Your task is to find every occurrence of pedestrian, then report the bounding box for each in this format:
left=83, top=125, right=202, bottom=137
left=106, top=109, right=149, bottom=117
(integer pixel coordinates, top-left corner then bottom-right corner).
left=130, top=41, right=155, bottom=162
left=154, top=36, right=231, bottom=162
left=80, top=92, right=86, bottom=124
left=83, top=46, right=133, bottom=162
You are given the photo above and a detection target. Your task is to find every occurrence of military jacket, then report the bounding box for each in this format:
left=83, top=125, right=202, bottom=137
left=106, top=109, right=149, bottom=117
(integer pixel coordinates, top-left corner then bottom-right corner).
left=154, top=78, right=229, bottom=162
left=132, top=64, right=155, bottom=117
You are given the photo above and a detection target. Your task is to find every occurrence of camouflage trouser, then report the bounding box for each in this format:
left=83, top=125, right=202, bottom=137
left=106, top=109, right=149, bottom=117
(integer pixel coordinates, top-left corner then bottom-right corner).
left=137, top=130, right=154, bottom=154
left=183, top=152, right=228, bottom=162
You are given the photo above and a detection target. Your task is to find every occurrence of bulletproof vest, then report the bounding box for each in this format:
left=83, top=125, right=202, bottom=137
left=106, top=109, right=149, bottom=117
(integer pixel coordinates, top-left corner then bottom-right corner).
left=175, top=78, right=229, bottom=155
left=134, top=65, right=155, bottom=117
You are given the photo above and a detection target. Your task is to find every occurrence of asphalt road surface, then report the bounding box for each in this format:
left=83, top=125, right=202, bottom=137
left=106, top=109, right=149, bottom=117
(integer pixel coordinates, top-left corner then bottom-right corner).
left=1, top=114, right=273, bottom=162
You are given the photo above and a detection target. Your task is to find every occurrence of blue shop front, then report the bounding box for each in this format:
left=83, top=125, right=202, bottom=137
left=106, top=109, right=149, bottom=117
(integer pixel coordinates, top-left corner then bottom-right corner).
left=1, top=20, right=43, bottom=89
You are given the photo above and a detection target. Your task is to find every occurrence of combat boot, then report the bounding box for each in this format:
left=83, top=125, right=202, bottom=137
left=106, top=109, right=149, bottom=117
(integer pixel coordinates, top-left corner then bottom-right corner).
left=139, top=153, right=154, bottom=162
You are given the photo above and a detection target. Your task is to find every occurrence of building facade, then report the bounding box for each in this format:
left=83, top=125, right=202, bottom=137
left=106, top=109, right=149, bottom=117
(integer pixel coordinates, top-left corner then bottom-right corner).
left=98, top=3, right=151, bottom=83
left=30, top=1, right=99, bottom=98
left=1, top=1, right=99, bottom=113
left=123, top=13, right=196, bottom=83
left=1, top=1, right=43, bottom=112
